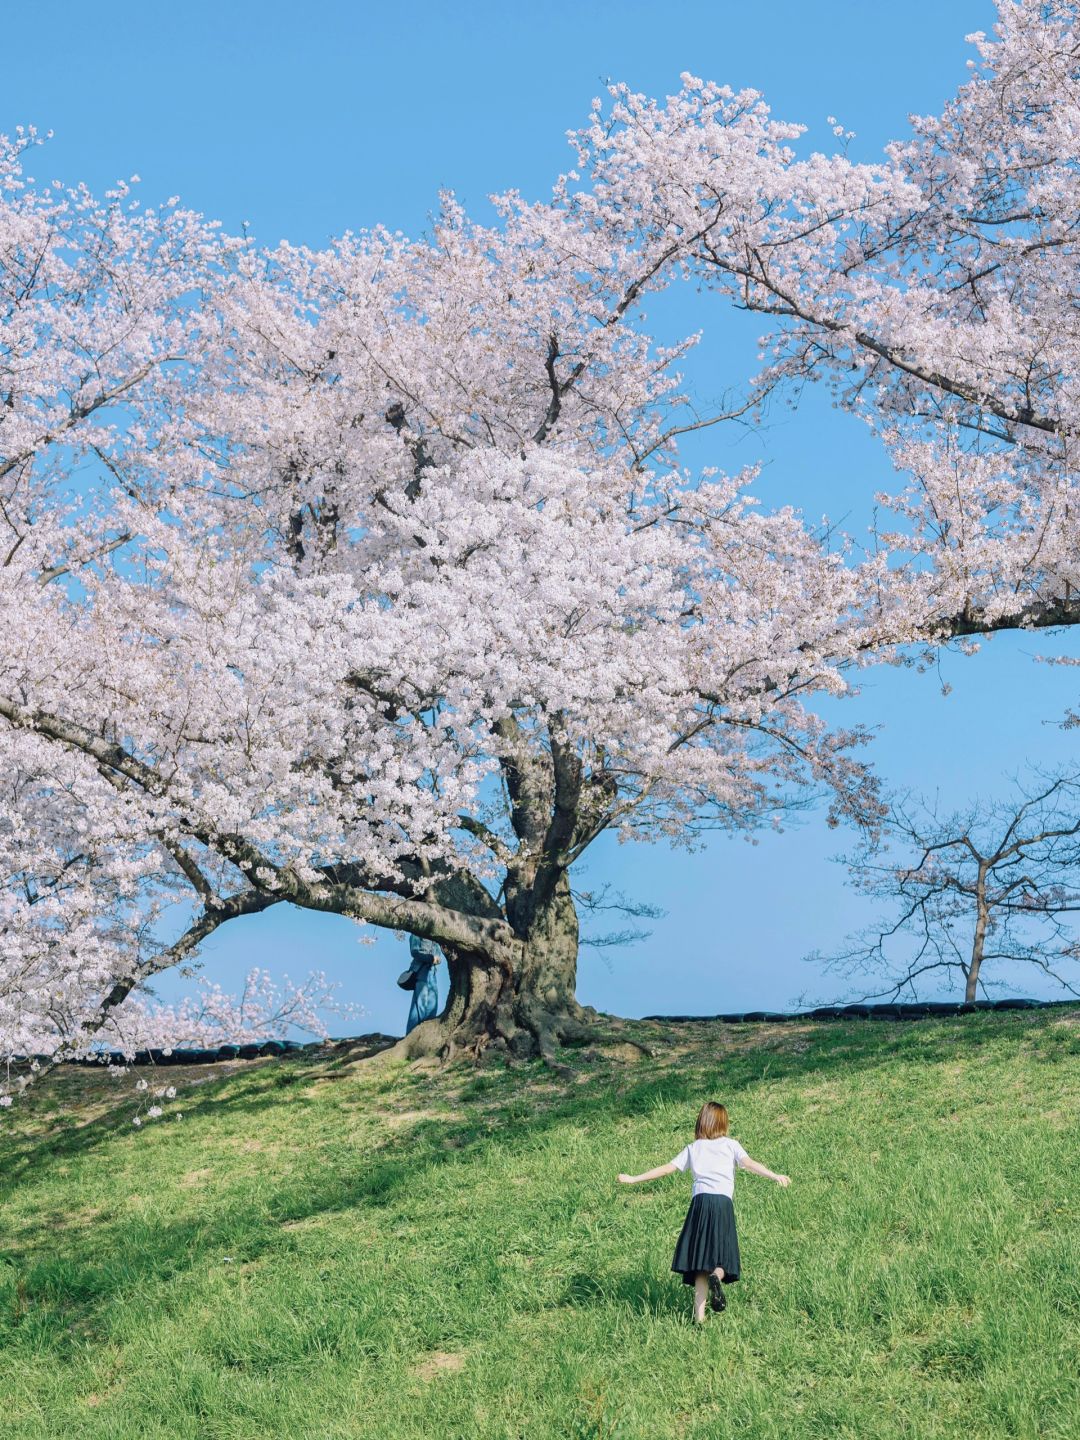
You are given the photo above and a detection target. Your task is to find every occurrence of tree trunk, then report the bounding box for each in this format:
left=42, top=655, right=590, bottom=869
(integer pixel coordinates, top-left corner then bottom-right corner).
left=966, top=890, right=987, bottom=1003
left=965, top=955, right=983, bottom=1004
left=397, top=872, right=591, bottom=1064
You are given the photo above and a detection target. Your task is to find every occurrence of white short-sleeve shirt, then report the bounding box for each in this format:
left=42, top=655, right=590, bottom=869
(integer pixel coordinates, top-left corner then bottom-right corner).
left=669, top=1137, right=749, bottom=1198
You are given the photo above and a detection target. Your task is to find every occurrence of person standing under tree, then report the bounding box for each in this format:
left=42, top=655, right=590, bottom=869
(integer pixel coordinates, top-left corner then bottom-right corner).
left=397, top=934, right=443, bottom=1033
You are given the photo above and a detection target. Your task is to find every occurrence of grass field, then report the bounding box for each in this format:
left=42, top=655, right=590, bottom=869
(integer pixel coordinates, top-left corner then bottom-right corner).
left=0, top=1009, right=1077, bottom=1440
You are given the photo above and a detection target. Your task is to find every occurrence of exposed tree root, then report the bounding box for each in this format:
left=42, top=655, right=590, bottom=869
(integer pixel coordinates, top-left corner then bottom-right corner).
left=607, top=1035, right=655, bottom=1059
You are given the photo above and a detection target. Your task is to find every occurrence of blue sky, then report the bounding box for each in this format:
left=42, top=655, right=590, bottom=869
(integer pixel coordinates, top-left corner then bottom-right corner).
left=10, top=0, right=1080, bottom=1033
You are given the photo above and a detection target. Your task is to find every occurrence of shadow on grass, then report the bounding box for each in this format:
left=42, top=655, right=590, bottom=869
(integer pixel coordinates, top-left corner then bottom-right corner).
left=0, top=1008, right=1073, bottom=1340
left=560, top=1267, right=691, bottom=1321
left=0, top=1034, right=401, bottom=1181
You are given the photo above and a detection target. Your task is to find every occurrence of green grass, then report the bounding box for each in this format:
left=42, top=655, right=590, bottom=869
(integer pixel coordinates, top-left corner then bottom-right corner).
left=0, top=1011, right=1077, bottom=1440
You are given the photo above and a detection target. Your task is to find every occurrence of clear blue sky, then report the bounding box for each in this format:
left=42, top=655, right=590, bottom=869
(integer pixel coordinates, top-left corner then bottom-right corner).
left=10, top=0, right=1079, bottom=1033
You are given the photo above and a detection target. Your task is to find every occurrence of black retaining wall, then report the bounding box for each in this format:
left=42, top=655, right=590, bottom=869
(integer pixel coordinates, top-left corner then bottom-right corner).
left=12, top=1038, right=314, bottom=1068
left=645, top=997, right=1076, bottom=1023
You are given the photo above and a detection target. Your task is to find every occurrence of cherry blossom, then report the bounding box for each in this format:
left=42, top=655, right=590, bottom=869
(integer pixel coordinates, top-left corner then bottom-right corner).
left=2, top=2, right=1078, bottom=1085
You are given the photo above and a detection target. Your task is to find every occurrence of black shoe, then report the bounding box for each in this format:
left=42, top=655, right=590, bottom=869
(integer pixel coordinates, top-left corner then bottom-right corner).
left=708, top=1273, right=726, bottom=1313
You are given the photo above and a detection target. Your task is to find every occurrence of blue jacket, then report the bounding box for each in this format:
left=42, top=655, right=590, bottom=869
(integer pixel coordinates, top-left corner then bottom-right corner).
left=409, top=934, right=441, bottom=961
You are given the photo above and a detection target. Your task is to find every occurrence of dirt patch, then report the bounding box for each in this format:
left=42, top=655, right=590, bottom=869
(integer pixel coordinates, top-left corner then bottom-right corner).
left=617, top=1018, right=821, bottom=1069
left=603, top=1042, right=652, bottom=1064
left=415, top=1351, right=466, bottom=1381
left=384, top=1108, right=431, bottom=1129
left=65, top=1203, right=110, bottom=1224
left=383, top=1107, right=463, bottom=1132
left=229, top=1136, right=280, bottom=1154
left=181, top=1168, right=213, bottom=1188
left=281, top=1214, right=327, bottom=1231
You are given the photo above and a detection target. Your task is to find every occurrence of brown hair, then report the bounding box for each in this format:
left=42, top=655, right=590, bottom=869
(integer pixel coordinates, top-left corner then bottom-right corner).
left=695, top=1102, right=729, bottom=1140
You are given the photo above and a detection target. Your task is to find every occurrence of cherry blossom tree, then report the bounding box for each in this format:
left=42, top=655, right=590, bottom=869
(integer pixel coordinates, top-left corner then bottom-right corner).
left=3, top=0, right=1080, bottom=1081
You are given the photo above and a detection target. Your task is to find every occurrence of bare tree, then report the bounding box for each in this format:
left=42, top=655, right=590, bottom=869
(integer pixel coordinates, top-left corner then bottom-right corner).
left=814, top=773, right=1080, bottom=1004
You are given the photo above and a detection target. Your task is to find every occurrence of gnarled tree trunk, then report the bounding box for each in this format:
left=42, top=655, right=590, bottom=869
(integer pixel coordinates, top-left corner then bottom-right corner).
left=398, top=871, right=591, bottom=1063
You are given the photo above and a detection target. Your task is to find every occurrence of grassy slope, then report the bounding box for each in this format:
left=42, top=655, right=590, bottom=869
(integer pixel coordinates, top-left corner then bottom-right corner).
left=0, top=1012, right=1077, bottom=1440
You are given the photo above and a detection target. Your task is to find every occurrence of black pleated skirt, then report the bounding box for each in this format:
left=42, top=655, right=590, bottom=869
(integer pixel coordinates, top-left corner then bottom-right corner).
left=671, top=1193, right=741, bottom=1285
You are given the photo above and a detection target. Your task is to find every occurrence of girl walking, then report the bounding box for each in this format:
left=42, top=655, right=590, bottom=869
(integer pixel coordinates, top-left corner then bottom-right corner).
left=618, top=1101, right=790, bottom=1323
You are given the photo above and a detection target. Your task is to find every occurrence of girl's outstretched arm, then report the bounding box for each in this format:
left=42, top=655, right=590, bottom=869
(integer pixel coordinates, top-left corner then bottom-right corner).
left=617, top=1163, right=678, bottom=1184
left=740, top=1155, right=791, bottom=1186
